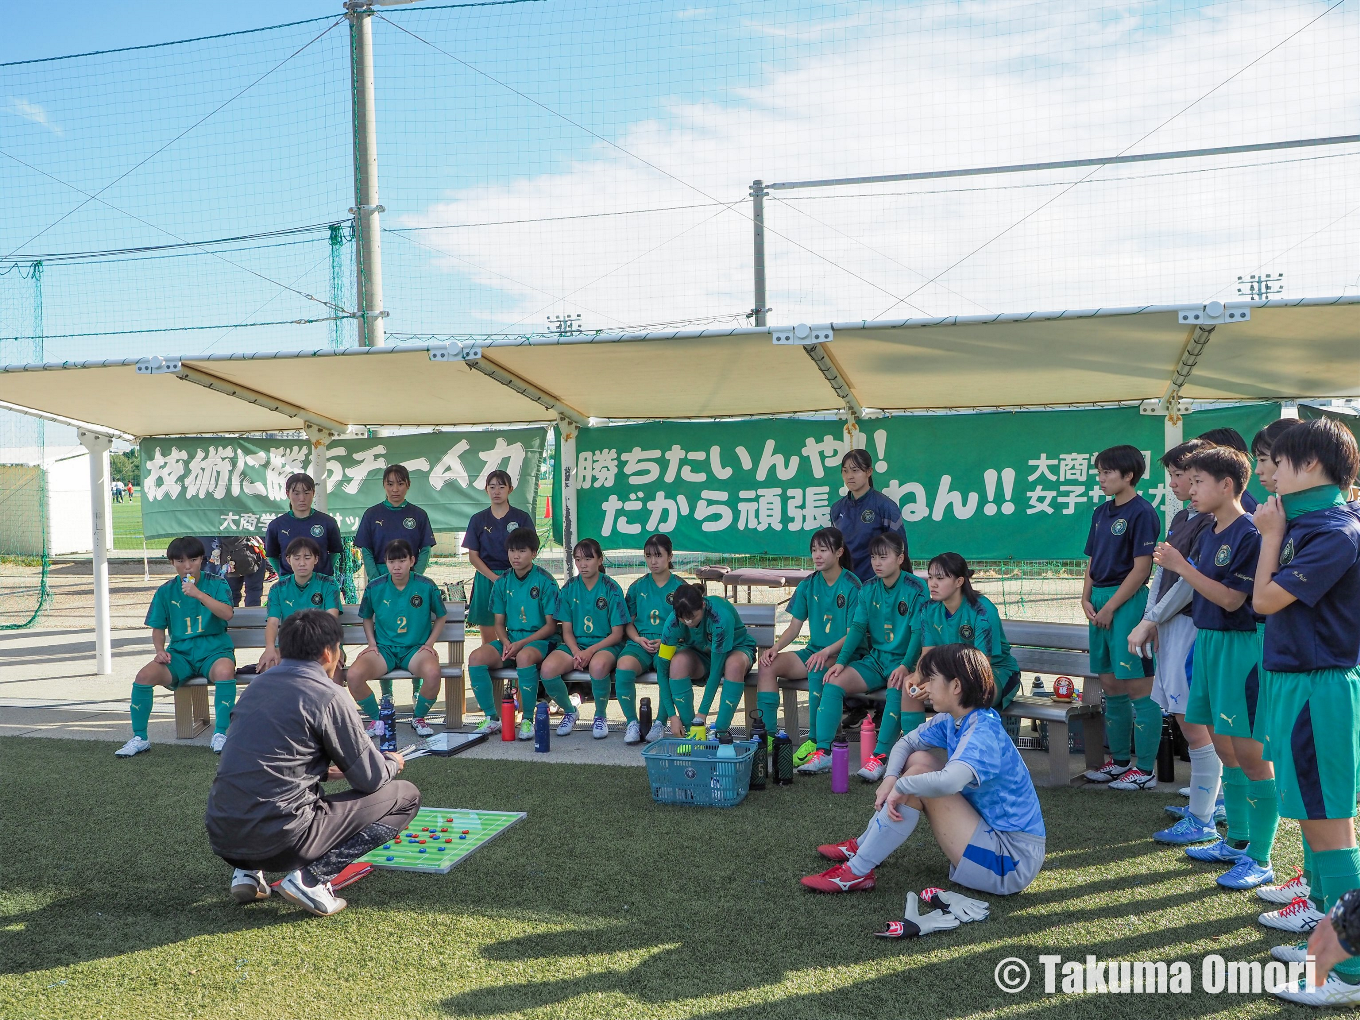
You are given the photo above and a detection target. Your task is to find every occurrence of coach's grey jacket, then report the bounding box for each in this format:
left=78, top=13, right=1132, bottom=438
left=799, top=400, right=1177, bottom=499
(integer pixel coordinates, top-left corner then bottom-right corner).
left=204, top=658, right=398, bottom=860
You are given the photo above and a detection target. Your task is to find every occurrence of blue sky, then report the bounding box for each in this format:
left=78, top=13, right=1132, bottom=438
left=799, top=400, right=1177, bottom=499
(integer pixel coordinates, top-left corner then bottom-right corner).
left=2, top=0, right=1357, bottom=374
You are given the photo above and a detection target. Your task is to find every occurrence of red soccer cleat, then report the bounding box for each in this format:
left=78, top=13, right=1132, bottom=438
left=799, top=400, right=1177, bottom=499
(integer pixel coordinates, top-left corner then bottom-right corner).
left=800, top=861, right=876, bottom=893
left=817, top=837, right=859, bottom=862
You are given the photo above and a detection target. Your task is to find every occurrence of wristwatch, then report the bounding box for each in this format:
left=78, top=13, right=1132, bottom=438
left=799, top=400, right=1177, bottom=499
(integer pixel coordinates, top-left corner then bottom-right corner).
left=1330, top=889, right=1360, bottom=957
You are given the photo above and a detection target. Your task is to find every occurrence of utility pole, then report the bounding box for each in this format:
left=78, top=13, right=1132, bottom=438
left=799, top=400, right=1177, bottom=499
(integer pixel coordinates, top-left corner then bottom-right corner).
left=346, top=2, right=386, bottom=346
left=1237, top=273, right=1284, bottom=301
left=749, top=179, right=769, bottom=327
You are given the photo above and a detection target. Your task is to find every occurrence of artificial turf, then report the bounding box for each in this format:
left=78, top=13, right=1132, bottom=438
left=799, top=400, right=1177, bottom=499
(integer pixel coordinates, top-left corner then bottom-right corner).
left=0, top=736, right=1320, bottom=1019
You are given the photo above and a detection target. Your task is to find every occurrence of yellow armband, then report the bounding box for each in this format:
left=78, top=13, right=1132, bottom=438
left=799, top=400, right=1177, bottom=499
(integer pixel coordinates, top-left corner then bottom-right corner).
left=657, top=643, right=677, bottom=661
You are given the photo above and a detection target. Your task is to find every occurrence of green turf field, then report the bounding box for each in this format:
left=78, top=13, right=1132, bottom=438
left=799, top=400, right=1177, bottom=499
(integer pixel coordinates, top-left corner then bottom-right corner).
left=0, top=737, right=1316, bottom=1019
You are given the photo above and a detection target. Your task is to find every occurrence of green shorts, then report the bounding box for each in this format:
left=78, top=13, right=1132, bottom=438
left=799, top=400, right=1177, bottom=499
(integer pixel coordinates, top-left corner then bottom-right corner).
left=1261, top=665, right=1360, bottom=820
left=575, top=639, right=619, bottom=662
left=993, top=669, right=1021, bottom=711
left=484, top=638, right=555, bottom=661
left=167, top=638, right=236, bottom=687
left=1252, top=622, right=1271, bottom=751
left=467, top=571, right=503, bottom=628
left=840, top=649, right=899, bottom=692
left=616, top=641, right=657, bottom=673
left=793, top=647, right=832, bottom=674
left=677, top=643, right=757, bottom=680
left=1184, top=628, right=1261, bottom=739
left=1088, top=585, right=1153, bottom=680
left=377, top=644, right=427, bottom=673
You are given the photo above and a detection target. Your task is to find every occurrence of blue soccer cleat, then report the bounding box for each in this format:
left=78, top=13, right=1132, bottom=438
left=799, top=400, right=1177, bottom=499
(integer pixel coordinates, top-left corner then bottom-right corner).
left=1185, top=838, right=1249, bottom=864
left=1217, top=857, right=1275, bottom=890
left=1164, top=798, right=1226, bottom=824
left=1154, top=816, right=1220, bottom=845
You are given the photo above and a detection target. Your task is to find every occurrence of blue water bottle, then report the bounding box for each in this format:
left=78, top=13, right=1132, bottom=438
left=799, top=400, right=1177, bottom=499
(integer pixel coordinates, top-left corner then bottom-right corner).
left=533, top=701, right=550, bottom=753
left=378, top=695, right=397, bottom=753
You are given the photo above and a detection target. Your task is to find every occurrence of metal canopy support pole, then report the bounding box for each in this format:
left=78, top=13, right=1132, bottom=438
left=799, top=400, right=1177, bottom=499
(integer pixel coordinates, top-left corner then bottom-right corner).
left=799, top=340, right=865, bottom=422
left=347, top=2, right=386, bottom=347
left=557, top=416, right=578, bottom=585
left=429, top=345, right=589, bottom=428
left=1143, top=323, right=1215, bottom=532
left=79, top=430, right=114, bottom=675
left=161, top=363, right=350, bottom=435
left=304, top=424, right=339, bottom=513
left=751, top=180, right=768, bottom=327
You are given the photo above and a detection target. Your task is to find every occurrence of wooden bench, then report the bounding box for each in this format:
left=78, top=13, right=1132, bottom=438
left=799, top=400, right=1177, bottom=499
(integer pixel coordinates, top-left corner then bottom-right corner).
left=173, top=604, right=468, bottom=738
left=478, top=603, right=778, bottom=725
left=770, top=619, right=1105, bottom=787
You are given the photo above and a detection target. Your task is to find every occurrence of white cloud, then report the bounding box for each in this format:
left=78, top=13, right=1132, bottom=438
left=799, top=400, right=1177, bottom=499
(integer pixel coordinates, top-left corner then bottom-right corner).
left=393, top=2, right=1360, bottom=335
left=4, top=96, right=63, bottom=137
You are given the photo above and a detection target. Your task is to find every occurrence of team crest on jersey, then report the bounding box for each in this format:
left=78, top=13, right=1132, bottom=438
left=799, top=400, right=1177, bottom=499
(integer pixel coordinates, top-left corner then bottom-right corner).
left=310, top=592, right=324, bottom=606
left=665, top=591, right=675, bottom=604
left=897, top=600, right=908, bottom=616
left=836, top=593, right=846, bottom=608
left=410, top=594, right=423, bottom=607
left=1214, top=544, right=1232, bottom=567
left=861, top=509, right=875, bottom=523
left=530, top=586, right=541, bottom=599
left=1279, top=539, right=1295, bottom=566
left=403, top=517, right=416, bottom=530
left=1111, top=518, right=1128, bottom=536
left=595, top=596, right=608, bottom=610
left=959, top=624, right=975, bottom=640
left=506, top=522, right=519, bottom=532
left=310, top=524, right=325, bottom=538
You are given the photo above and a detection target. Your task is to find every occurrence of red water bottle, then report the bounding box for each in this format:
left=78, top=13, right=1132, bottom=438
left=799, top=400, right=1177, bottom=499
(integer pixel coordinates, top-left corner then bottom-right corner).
left=859, top=714, right=877, bottom=766
left=501, top=687, right=516, bottom=742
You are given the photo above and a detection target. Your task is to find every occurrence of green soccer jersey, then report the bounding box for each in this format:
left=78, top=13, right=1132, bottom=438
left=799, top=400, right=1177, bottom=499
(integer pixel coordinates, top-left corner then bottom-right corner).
left=266, top=572, right=342, bottom=621
left=625, top=572, right=686, bottom=640
left=559, top=573, right=630, bottom=646
left=359, top=573, right=446, bottom=649
left=145, top=573, right=233, bottom=651
left=788, top=567, right=863, bottom=653
left=490, top=564, right=561, bottom=641
left=837, top=569, right=929, bottom=669
left=916, top=594, right=1019, bottom=680
left=657, top=594, right=754, bottom=714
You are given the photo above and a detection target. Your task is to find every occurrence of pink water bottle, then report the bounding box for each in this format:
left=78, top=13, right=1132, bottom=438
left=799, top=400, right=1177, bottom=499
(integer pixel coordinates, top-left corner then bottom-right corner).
left=831, top=733, right=849, bottom=794
left=859, top=714, right=877, bottom=766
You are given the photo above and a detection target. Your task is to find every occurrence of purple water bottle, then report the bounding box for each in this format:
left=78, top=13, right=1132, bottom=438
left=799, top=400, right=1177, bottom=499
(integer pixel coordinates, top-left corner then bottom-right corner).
left=533, top=701, right=550, bottom=753
left=830, top=732, right=849, bottom=794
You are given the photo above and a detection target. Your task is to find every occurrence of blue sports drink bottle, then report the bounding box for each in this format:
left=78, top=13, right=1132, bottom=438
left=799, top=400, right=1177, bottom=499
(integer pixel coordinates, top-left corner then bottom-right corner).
left=378, top=695, right=397, bottom=753
left=533, top=701, right=550, bottom=753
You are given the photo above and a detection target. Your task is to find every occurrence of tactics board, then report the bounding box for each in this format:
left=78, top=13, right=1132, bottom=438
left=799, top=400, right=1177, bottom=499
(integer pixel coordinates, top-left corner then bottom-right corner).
left=359, top=807, right=525, bottom=874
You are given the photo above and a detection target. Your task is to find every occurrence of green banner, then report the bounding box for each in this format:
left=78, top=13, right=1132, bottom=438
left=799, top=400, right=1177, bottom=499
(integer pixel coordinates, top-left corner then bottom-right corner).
left=560, top=404, right=1280, bottom=559
left=140, top=429, right=545, bottom=539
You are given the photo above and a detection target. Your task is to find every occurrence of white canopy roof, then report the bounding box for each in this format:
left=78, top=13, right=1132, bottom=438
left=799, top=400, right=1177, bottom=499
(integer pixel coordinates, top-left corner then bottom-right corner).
left=1, top=295, right=1356, bottom=438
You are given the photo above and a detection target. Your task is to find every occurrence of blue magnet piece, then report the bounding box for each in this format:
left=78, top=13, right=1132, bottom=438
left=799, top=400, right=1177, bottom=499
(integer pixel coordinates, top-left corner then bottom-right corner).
left=437, top=847, right=445, bottom=852
left=459, top=834, right=467, bottom=840
left=419, top=848, right=427, bottom=853
left=382, top=844, right=391, bottom=849
left=385, top=856, right=394, bottom=861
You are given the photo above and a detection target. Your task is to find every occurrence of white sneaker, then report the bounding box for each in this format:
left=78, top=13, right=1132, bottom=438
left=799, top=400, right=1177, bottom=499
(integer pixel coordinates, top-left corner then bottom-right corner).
left=1107, top=767, right=1157, bottom=791
left=1084, top=760, right=1131, bottom=783
left=1259, top=896, right=1325, bottom=933
left=591, top=717, right=609, bottom=740
left=624, top=720, right=642, bottom=744
left=797, top=749, right=833, bottom=774
left=1178, top=786, right=1191, bottom=798
left=210, top=732, right=227, bottom=754
left=1257, top=868, right=1311, bottom=905
left=1270, top=940, right=1310, bottom=964
left=556, top=711, right=578, bottom=737
left=1274, top=974, right=1360, bottom=1007
left=517, top=720, right=534, bottom=741
left=411, top=717, right=435, bottom=737
left=645, top=721, right=665, bottom=742
left=856, top=753, right=887, bottom=782
left=115, top=736, right=151, bottom=758
left=365, top=720, right=383, bottom=738
left=474, top=718, right=501, bottom=735
left=230, top=869, right=269, bottom=904
left=278, top=870, right=346, bottom=917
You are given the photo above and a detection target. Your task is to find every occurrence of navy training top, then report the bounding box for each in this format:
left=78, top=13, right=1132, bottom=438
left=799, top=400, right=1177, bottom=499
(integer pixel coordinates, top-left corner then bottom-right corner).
left=461, top=505, right=536, bottom=573
left=1263, top=503, right=1360, bottom=672
left=265, top=510, right=345, bottom=578
left=830, top=487, right=909, bottom=584
left=1189, top=513, right=1260, bottom=632
left=353, top=501, right=436, bottom=562
left=1084, top=494, right=1160, bottom=588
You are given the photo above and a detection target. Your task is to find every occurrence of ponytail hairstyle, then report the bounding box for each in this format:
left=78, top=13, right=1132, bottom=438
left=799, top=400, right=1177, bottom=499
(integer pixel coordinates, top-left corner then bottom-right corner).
left=840, top=448, right=873, bottom=479
left=808, top=527, right=853, bottom=571
left=670, top=582, right=707, bottom=622
left=643, top=532, right=674, bottom=569
left=572, top=537, right=606, bottom=572
left=928, top=552, right=981, bottom=610
left=867, top=530, right=905, bottom=562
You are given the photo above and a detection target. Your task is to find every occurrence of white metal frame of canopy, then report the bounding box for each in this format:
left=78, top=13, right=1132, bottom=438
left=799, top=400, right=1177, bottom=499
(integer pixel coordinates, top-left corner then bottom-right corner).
left=2, top=294, right=1357, bottom=674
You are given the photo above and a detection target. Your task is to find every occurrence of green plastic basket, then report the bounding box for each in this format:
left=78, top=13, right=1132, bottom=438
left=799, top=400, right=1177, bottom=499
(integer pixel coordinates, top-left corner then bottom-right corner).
left=641, top=737, right=756, bottom=807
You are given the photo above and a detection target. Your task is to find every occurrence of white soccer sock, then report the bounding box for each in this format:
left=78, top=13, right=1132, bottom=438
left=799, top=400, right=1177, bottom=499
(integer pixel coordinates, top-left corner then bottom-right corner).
left=849, top=804, right=921, bottom=876
left=1187, top=743, right=1222, bottom=823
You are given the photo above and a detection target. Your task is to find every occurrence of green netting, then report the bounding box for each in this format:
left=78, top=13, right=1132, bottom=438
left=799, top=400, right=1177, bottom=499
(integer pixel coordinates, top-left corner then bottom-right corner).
left=0, top=465, right=50, bottom=629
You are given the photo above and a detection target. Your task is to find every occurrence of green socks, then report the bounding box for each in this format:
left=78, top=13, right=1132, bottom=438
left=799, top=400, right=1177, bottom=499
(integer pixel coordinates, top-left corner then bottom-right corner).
left=468, top=664, right=497, bottom=721
left=670, top=675, right=697, bottom=724
left=806, top=670, right=824, bottom=747
left=874, top=687, right=902, bottom=754
left=1131, top=696, right=1161, bottom=773
left=1244, top=777, right=1279, bottom=866
left=1220, top=766, right=1250, bottom=846
left=213, top=681, right=236, bottom=736
left=358, top=693, right=380, bottom=721
left=615, top=669, right=638, bottom=724
left=542, top=673, right=574, bottom=714
left=1103, top=693, right=1132, bottom=765
left=129, top=683, right=154, bottom=740
left=1303, top=835, right=1321, bottom=911
left=1315, top=847, right=1360, bottom=979
left=899, top=710, right=926, bottom=740
left=591, top=674, right=612, bottom=721
left=413, top=693, right=435, bottom=719
left=756, top=691, right=780, bottom=734
left=714, top=679, right=746, bottom=732
left=815, top=684, right=845, bottom=751
left=412, top=677, right=422, bottom=702
left=380, top=678, right=394, bottom=700
left=517, top=666, right=540, bottom=719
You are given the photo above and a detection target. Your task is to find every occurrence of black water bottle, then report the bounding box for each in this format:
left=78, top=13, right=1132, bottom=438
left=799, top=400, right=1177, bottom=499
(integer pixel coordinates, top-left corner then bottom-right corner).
left=1157, top=715, right=1177, bottom=782
left=638, top=697, right=653, bottom=739
left=748, top=709, right=768, bottom=790
left=772, top=729, right=794, bottom=786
